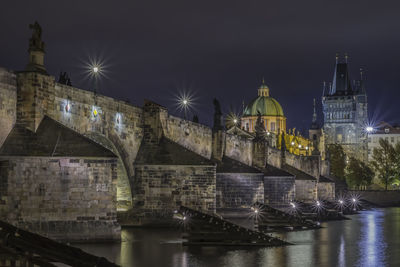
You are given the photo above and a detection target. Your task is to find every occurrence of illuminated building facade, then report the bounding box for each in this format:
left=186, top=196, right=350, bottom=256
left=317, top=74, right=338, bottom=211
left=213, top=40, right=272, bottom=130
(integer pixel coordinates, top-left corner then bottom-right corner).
left=322, top=55, right=368, bottom=162
left=241, top=80, right=286, bottom=134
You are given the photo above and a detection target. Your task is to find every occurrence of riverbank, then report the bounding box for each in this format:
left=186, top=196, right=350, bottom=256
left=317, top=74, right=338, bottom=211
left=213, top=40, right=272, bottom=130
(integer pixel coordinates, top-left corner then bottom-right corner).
left=75, top=207, right=400, bottom=267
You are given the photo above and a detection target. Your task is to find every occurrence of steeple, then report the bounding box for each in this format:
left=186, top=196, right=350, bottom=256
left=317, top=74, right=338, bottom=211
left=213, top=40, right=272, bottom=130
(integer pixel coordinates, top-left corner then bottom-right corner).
left=258, top=78, right=270, bottom=97
left=330, top=54, right=352, bottom=95
left=311, top=98, right=319, bottom=129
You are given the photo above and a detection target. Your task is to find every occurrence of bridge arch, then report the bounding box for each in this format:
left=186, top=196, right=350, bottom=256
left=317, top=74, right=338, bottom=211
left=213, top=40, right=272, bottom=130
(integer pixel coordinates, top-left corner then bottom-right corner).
left=84, top=131, right=133, bottom=211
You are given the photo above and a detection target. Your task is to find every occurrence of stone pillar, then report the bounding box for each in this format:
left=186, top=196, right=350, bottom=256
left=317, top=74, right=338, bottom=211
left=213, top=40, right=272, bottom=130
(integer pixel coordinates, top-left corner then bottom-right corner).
left=142, top=100, right=166, bottom=144
left=211, top=98, right=225, bottom=161
left=16, top=72, right=55, bottom=132
left=212, top=130, right=225, bottom=161
left=252, top=140, right=267, bottom=169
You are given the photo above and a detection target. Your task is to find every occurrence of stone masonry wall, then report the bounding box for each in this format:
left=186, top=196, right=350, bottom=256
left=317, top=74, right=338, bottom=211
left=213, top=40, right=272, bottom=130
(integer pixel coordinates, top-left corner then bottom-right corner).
left=295, top=180, right=317, bottom=202
left=225, top=133, right=253, bottom=166
left=348, top=190, right=400, bottom=206
left=0, top=68, right=17, bottom=147
left=161, top=114, right=212, bottom=159
left=50, top=83, right=144, bottom=210
left=285, top=152, right=320, bottom=179
left=14, top=71, right=144, bottom=210
left=133, top=165, right=216, bottom=224
left=317, top=182, right=335, bottom=200
left=264, top=176, right=295, bottom=207
left=216, top=173, right=264, bottom=209
left=267, top=147, right=283, bottom=168
left=0, top=157, right=120, bottom=241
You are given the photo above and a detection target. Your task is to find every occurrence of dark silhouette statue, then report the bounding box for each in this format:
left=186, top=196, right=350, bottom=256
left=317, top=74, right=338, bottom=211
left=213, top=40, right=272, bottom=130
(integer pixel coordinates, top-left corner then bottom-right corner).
left=254, top=111, right=265, bottom=141
left=213, top=98, right=223, bottom=131
left=28, top=21, right=45, bottom=51
left=58, top=72, right=72, bottom=86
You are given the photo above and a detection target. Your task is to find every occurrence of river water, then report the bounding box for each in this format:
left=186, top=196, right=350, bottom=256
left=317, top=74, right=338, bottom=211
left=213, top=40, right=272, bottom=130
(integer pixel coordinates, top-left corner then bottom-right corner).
left=76, top=208, right=400, bottom=267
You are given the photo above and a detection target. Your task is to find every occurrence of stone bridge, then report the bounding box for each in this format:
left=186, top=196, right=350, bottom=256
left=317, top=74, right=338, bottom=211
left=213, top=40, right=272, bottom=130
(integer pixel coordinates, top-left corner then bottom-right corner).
left=0, top=66, right=331, bottom=208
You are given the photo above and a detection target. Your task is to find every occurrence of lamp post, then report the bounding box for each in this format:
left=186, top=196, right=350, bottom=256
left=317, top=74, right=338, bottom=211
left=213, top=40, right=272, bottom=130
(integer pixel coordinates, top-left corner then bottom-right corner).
left=182, top=98, right=188, bottom=120
left=91, top=65, right=100, bottom=116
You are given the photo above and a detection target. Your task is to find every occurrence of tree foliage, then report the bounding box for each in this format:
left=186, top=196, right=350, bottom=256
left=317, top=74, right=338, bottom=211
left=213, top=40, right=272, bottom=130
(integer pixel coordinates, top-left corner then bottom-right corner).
left=345, top=157, right=374, bottom=189
left=370, top=139, right=398, bottom=190
left=328, top=144, right=346, bottom=180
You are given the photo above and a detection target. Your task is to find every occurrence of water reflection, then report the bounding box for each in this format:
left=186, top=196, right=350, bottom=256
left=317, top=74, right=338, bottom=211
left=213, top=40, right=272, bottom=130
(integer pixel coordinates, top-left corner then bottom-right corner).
left=357, top=210, right=386, bottom=267
left=75, top=208, right=400, bottom=267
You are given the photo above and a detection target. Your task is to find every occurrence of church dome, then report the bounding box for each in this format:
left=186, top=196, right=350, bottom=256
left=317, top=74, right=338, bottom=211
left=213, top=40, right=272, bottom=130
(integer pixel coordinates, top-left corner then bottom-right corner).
left=243, top=96, right=284, bottom=117
left=243, top=81, right=284, bottom=117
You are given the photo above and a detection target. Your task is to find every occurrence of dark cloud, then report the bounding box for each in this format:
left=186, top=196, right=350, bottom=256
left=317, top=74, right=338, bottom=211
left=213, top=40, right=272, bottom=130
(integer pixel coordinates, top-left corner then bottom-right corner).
left=1, top=0, right=400, bottom=131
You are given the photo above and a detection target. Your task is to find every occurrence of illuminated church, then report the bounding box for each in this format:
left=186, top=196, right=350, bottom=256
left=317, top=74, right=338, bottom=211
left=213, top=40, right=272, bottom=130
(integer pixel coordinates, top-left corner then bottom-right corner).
left=241, top=80, right=286, bottom=134
left=238, top=80, right=313, bottom=156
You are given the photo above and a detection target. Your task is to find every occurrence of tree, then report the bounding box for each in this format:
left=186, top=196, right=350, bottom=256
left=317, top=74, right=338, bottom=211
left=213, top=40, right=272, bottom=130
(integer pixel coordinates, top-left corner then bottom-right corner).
left=327, top=144, right=346, bottom=180
left=370, top=139, right=397, bottom=190
left=345, top=157, right=374, bottom=189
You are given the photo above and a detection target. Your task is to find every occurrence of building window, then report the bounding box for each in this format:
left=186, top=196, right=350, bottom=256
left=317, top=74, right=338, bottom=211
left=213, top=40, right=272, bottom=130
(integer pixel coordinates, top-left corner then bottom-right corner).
left=385, top=128, right=390, bottom=133
left=368, top=137, right=371, bottom=143
left=337, top=134, right=343, bottom=142
left=246, top=123, right=249, bottom=131
left=270, top=122, right=276, bottom=131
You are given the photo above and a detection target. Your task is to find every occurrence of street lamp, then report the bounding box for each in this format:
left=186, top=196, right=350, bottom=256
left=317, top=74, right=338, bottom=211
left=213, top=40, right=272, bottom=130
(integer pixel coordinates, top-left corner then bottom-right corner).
left=182, top=98, right=189, bottom=119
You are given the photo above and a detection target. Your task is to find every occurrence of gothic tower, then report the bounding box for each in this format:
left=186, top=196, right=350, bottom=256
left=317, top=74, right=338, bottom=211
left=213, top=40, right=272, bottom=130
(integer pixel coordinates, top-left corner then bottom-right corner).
left=322, top=54, right=368, bottom=162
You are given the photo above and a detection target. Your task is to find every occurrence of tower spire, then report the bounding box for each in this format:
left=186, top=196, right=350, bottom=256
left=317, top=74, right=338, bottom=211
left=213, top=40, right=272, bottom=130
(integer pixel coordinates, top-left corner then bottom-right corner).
left=311, top=98, right=319, bottom=129
left=312, top=98, right=317, bottom=124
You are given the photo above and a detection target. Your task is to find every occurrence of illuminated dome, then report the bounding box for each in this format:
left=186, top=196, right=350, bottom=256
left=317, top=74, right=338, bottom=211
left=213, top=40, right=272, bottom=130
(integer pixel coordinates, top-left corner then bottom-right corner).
left=243, top=96, right=284, bottom=117
left=243, top=82, right=284, bottom=117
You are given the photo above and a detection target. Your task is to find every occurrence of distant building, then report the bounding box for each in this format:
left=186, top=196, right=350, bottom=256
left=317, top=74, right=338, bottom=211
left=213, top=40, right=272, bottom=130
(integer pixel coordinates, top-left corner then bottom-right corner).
left=240, top=80, right=314, bottom=156
left=367, top=122, right=400, bottom=161
left=322, top=55, right=368, bottom=162
left=241, top=79, right=286, bottom=134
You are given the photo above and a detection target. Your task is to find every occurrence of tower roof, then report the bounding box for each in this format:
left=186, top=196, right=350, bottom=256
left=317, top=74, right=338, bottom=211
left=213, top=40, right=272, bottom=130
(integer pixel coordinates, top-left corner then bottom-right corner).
left=330, top=62, right=353, bottom=95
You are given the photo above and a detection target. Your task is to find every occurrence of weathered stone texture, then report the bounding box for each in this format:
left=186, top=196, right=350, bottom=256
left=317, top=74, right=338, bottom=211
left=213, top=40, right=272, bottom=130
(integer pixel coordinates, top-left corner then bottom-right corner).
left=264, top=176, right=295, bottom=206
left=225, top=133, right=253, bottom=165
left=285, top=152, right=320, bottom=179
left=295, top=180, right=317, bottom=202
left=0, top=68, right=17, bottom=147
left=267, top=147, right=283, bottom=168
left=51, top=83, right=143, bottom=208
left=317, top=182, right=335, bottom=200
left=216, top=173, right=264, bottom=208
left=0, top=157, right=120, bottom=241
left=162, top=114, right=212, bottom=159
left=133, top=165, right=216, bottom=223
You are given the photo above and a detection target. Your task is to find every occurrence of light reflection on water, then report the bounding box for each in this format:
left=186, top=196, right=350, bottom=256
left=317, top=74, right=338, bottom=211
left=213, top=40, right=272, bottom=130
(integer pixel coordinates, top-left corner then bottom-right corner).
left=76, top=208, right=400, bottom=267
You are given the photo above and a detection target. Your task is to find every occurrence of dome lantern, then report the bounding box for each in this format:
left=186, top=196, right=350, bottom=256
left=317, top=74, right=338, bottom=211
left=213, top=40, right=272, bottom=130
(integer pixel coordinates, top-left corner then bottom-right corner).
left=258, top=78, right=270, bottom=97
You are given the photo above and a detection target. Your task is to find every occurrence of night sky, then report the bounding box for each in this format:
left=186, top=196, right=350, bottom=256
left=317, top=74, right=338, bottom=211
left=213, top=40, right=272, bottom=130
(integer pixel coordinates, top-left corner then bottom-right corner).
left=1, top=1, right=400, bottom=133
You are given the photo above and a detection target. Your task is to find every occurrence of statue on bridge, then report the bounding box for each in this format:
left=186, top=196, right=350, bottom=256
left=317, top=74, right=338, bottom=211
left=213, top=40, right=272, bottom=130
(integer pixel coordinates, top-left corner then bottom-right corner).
left=212, top=98, right=223, bottom=131
left=28, top=21, right=45, bottom=52
left=26, top=21, right=47, bottom=73
left=58, top=72, right=72, bottom=86
left=254, top=111, right=265, bottom=142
